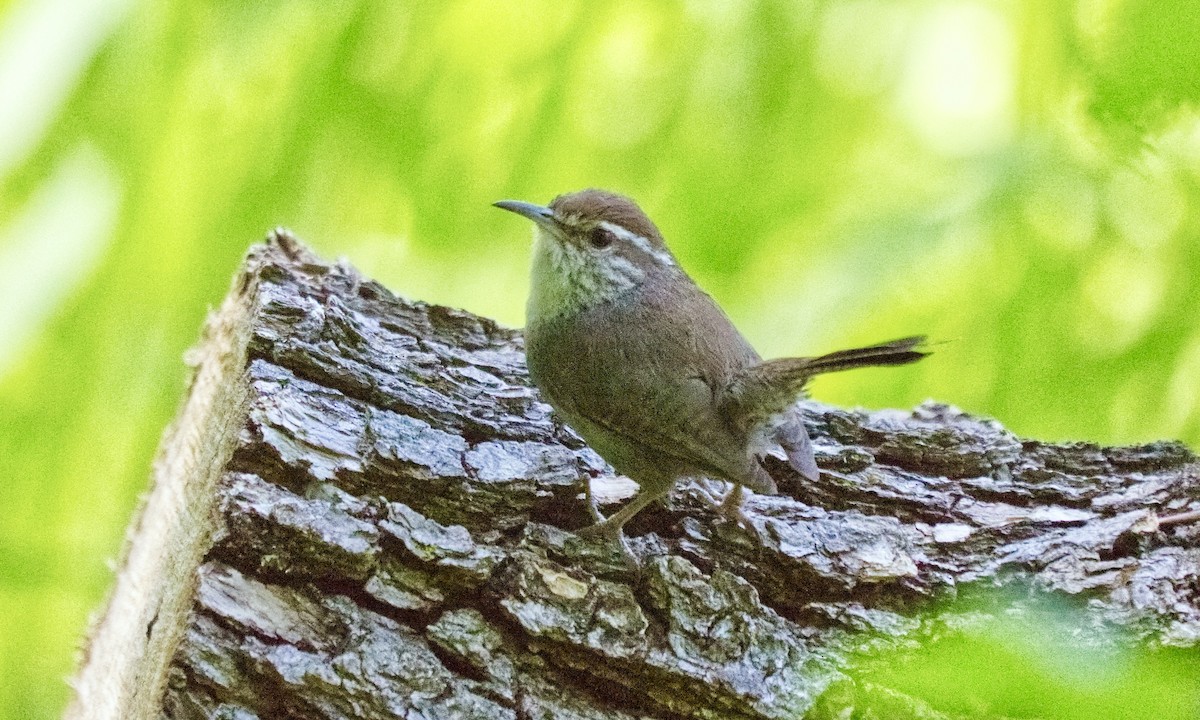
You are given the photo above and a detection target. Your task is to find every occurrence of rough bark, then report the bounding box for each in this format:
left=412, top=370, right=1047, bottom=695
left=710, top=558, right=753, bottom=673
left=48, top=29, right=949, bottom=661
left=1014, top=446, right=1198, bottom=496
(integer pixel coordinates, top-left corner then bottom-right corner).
left=68, top=231, right=1200, bottom=720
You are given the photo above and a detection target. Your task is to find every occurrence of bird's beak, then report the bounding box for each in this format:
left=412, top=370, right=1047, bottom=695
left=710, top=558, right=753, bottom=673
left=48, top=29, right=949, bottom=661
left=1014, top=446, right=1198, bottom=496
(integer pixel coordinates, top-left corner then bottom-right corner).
left=493, top=200, right=557, bottom=230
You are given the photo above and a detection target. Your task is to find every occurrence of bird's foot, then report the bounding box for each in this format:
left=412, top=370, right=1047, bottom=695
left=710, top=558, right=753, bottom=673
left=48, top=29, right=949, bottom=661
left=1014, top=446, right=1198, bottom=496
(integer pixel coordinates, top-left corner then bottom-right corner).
left=575, top=487, right=668, bottom=572
left=695, top=480, right=756, bottom=531
left=582, top=478, right=607, bottom=524
left=694, top=477, right=732, bottom=507
left=574, top=518, right=618, bottom=540
left=717, top=483, right=749, bottom=527
left=715, top=483, right=767, bottom=541
left=576, top=520, right=640, bottom=573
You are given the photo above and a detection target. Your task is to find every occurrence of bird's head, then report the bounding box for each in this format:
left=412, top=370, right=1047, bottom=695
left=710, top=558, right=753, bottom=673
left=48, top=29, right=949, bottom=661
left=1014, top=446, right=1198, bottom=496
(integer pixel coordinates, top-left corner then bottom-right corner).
left=495, top=189, right=680, bottom=318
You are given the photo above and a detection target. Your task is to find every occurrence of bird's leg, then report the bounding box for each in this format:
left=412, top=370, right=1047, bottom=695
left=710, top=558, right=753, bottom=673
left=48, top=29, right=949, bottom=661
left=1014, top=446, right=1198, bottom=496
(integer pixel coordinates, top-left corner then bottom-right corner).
left=716, top=482, right=759, bottom=535
left=582, top=476, right=606, bottom=524
left=693, top=477, right=731, bottom=507
left=576, top=487, right=663, bottom=540
left=577, top=488, right=667, bottom=571
left=692, top=479, right=757, bottom=532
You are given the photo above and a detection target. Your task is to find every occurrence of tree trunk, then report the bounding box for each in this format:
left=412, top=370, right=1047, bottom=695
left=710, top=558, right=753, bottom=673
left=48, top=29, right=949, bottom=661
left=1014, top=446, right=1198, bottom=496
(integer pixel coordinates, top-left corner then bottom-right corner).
left=66, top=231, right=1200, bottom=720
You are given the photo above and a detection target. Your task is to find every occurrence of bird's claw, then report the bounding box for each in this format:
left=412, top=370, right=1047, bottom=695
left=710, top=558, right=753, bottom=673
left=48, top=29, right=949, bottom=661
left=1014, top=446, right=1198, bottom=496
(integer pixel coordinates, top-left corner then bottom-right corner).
left=584, top=485, right=607, bottom=524
left=713, top=483, right=768, bottom=541
left=576, top=521, right=640, bottom=573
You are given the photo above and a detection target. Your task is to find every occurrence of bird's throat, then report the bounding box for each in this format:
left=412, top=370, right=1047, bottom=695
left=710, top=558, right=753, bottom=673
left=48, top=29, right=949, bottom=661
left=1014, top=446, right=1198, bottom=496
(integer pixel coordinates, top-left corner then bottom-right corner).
left=526, top=230, right=641, bottom=321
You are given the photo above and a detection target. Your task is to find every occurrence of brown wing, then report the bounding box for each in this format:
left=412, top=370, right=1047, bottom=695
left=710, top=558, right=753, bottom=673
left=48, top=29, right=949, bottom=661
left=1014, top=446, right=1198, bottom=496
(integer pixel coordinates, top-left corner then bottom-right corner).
left=525, top=271, right=765, bottom=488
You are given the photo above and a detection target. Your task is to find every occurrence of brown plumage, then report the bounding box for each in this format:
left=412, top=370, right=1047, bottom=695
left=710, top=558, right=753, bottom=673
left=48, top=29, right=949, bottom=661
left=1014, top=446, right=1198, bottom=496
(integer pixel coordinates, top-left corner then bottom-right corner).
left=495, top=189, right=928, bottom=550
left=549, top=189, right=667, bottom=249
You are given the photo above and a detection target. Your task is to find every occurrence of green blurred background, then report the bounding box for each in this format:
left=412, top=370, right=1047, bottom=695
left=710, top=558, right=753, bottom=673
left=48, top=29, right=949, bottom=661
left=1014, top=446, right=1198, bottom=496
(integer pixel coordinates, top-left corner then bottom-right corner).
left=2, top=0, right=1199, bottom=716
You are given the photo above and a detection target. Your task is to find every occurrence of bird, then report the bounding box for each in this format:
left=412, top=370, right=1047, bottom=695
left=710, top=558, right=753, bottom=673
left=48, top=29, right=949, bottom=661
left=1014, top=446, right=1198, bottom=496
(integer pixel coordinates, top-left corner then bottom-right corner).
left=495, top=189, right=926, bottom=549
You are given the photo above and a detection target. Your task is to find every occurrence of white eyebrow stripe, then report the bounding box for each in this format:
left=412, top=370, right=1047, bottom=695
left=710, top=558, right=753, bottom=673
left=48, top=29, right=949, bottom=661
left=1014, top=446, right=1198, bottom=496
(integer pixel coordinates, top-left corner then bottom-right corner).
left=598, top=221, right=676, bottom=267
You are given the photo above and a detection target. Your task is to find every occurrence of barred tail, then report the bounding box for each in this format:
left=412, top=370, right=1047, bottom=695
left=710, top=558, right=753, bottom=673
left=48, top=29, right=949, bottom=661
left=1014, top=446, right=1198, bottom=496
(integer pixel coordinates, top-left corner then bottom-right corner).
left=724, top=336, right=930, bottom=427
left=800, top=336, right=928, bottom=376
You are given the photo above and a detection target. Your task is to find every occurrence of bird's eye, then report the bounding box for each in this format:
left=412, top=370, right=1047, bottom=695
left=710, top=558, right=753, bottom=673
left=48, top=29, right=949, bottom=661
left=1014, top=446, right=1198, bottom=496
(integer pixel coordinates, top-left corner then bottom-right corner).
left=588, top=227, right=615, bottom=249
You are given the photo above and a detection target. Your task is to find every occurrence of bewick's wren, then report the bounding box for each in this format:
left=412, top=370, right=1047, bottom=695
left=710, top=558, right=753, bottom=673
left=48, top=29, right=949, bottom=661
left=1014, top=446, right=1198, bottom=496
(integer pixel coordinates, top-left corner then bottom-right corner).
left=496, top=189, right=926, bottom=546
